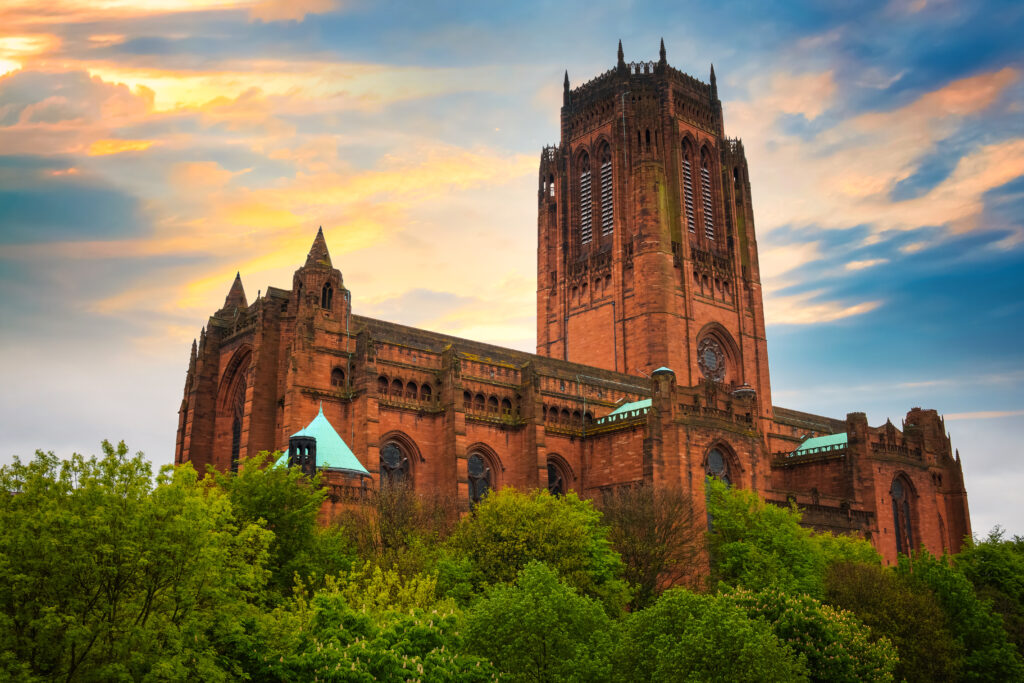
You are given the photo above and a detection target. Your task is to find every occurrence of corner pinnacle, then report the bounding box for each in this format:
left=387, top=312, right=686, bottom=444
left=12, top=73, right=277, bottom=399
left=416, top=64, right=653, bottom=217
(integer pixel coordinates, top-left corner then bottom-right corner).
left=617, top=39, right=625, bottom=68
left=659, top=38, right=666, bottom=64
left=223, top=271, right=247, bottom=309
left=305, top=226, right=333, bottom=268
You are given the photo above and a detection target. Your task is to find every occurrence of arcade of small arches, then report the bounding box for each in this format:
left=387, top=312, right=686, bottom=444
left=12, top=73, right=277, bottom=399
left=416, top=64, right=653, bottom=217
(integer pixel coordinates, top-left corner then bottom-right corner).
left=377, top=374, right=435, bottom=403
left=462, top=391, right=516, bottom=417
left=541, top=404, right=594, bottom=429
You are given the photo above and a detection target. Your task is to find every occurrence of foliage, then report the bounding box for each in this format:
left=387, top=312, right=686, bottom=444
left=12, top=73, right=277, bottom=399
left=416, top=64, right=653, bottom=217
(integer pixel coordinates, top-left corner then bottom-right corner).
left=210, top=450, right=347, bottom=597
left=447, top=488, right=630, bottom=611
left=825, top=560, right=963, bottom=681
left=334, top=480, right=457, bottom=575
left=613, top=587, right=808, bottom=682
left=956, top=527, right=1024, bottom=658
left=464, top=561, right=613, bottom=683
left=333, top=562, right=455, bottom=614
left=726, top=586, right=897, bottom=682
left=0, top=443, right=271, bottom=682
left=897, top=550, right=1024, bottom=681
left=243, top=587, right=498, bottom=682
left=705, top=477, right=879, bottom=598
left=597, top=484, right=704, bottom=609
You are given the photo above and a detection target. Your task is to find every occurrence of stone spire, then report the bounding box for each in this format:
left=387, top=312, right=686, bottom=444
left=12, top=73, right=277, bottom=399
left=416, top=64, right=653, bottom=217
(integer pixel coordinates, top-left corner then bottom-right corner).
left=305, top=226, right=333, bottom=268
left=659, top=38, right=666, bottom=65
left=188, top=338, right=197, bottom=373
left=710, top=63, right=717, bottom=98
left=617, top=39, right=625, bottom=69
left=223, top=271, right=247, bottom=309
left=563, top=70, right=570, bottom=105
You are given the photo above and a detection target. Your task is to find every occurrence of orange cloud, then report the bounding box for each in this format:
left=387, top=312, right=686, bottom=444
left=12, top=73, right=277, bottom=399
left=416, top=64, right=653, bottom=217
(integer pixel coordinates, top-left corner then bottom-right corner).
left=249, top=0, right=339, bottom=21
left=87, top=138, right=154, bottom=155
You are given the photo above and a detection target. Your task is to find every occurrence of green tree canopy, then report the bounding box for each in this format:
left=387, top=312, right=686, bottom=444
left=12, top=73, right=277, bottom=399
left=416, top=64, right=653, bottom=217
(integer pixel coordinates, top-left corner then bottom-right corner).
left=446, top=488, right=630, bottom=611
left=825, top=560, right=963, bottom=682
left=956, top=527, right=1024, bottom=659
left=705, top=477, right=879, bottom=598
left=613, top=587, right=808, bottom=682
left=726, top=586, right=897, bottom=682
left=464, top=561, right=613, bottom=682
left=0, top=443, right=271, bottom=682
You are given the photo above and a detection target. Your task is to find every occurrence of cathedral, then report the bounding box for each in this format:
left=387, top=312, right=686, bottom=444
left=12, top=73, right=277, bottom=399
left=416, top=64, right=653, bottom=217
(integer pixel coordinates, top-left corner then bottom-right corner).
left=175, top=41, right=971, bottom=564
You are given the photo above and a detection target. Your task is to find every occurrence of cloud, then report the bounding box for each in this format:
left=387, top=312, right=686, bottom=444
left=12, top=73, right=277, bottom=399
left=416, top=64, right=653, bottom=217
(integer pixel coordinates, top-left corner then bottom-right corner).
left=248, top=0, right=340, bottom=22
left=765, top=289, right=882, bottom=325
left=88, top=138, right=154, bottom=155
left=945, top=409, right=1024, bottom=421
left=845, top=258, right=888, bottom=270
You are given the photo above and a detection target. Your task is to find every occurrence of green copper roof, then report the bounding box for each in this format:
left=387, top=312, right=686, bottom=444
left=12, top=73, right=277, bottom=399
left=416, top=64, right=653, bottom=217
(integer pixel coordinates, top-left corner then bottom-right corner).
left=273, top=405, right=369, bottom=474
left=595, top=398, right=652, bottom=426
left=792, top=432, right=848, bottom=456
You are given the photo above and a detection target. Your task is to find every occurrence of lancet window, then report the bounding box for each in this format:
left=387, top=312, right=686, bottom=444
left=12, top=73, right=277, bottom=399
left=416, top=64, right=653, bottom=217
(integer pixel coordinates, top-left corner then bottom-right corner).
left=579, top=152, right=592, bottom=244
left=321, top=282, right=333, bottom=309
left=599, top=143, right=614, bottom=237
left=892, top=477, right=914, bottom=555
left=701, top=150, right=715, bottom=240
left=468, top=452, right=492, bottom=504
left=682, top=145, right=696, bottom=233
left=380, top=442, right=409, bottom=487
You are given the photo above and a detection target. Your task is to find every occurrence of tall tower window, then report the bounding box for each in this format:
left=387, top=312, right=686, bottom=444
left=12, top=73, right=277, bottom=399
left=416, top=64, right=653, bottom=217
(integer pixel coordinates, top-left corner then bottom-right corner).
left=682, top=146, right=696, bottom=234
left=230, top=376, right=246, bottom=472
left=321, top=282, right=333, bottom=309
left=891, top=477, right=914, bottom=555
left=599, top=144, right=614, bottom=237
left=579, top=153, right=592, bottom=244
left=701, top=151, right=715, bottom=240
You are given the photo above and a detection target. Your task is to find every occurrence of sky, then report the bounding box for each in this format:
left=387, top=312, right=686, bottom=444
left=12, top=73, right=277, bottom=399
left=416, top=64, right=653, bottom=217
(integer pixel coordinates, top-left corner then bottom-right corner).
left=0, top=0, right=1021, bottom=536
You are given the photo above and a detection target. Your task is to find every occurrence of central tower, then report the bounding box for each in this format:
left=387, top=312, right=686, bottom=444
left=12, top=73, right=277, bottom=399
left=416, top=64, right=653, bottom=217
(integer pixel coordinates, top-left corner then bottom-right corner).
left=536, top=40, right=773, bottom=425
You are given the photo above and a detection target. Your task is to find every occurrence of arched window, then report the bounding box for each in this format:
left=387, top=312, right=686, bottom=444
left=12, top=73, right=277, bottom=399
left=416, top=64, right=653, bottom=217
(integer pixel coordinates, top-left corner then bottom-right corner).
left=474, top=394, right=485, bottom=412
left=599, top=143, right=614, bottom=237
left=892, top=477, right=914, bottom=555
left=706, top=447, right=730, bottom=485
left=378, top=375, right=389, bottom=395
left=321, top=282, right=333, bottom=310
left=405, top=381, right=418, bottom=400
left=487, top=396, right=499, bottom=414
left=463, top=391, right=472, bottom=410
left=547, top=456, right=569, bottom=496
left=379, top=442, right=409, bottom=487
left=391, top=378, right=403, bottom=396
left=331, top=367, right=345, bottom=387
left=468, top=452, right=492, bottom=504
left=701, top=149, right=715, bottom=240
left=230, top=375, right=246, bottom=472
left=682, top=143, right=696, bottom=234
left=579, top=152, right=592, bottom=244
left=421, top=384, right=432, bottom=402
left=548, top=173, right=555, bottom=197
left=501, top=398, right=512, bottom=415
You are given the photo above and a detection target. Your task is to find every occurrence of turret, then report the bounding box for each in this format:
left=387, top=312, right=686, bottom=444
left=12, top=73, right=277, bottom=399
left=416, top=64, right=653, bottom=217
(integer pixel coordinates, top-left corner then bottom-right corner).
left=219, top=272, right=247, bottom=313
left=292, top=227, right=349, bottom=319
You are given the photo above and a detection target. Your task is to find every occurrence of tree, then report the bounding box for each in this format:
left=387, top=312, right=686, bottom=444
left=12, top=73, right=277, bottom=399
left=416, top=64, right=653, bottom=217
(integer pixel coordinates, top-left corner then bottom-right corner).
left=597, top=485, right=704, bottom=609
left=446, top=488, right=630, bottom=611
left=726, top=586, right=897, bottom=682
left=825, top=560, right=963, bottom=682
left=704, top=477, right=878, bottom=598
left=210, top=450, right=348, bottom=597
left=897, top=550, right=1024, bottom=681
left=0, top=443, right=272, bottom=681
left=613, top=588, right=808, bottom=682
left=464, top=561, right=613, bottom=682
left=956, top=527, right=1024, bottom=658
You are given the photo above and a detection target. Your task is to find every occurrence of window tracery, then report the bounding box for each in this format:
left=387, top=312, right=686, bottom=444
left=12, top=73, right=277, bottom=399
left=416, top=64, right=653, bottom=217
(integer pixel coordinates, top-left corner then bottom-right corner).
left=380, top=442, right=409, bottom=487
left=468, top=452, right=492, bottom=504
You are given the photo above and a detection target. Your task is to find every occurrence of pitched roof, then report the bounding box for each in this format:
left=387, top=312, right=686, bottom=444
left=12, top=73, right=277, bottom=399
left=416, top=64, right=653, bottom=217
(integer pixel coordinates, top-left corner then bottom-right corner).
left=273, top=404, right=369, bottom=474
left=791, top=432, right=848, bottom=456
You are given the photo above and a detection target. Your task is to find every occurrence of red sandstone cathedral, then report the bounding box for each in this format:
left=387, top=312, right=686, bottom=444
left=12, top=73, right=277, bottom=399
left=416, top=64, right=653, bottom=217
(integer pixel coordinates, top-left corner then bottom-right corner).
left=176, top=42, right=971, bottom=564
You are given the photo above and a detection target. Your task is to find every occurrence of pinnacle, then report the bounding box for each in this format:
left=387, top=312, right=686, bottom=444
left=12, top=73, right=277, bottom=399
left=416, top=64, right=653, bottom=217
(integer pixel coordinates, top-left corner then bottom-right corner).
left=659, top=38, right=666, bottom=63
left=305, top=226, right=333, bottom=268
left=223, top=271, right=247, bottom=309
left=617, top=39, right=625, bottom=66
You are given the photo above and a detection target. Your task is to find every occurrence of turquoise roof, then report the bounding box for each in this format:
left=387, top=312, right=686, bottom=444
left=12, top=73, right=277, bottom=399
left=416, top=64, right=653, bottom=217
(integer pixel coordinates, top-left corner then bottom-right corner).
left=273, top=405, right=370, bottom=474
left=652, top=366, right=674, bottom=374
left=792, top=432, right=848, bottom=456
left=607, top=398, right=652, bottom=417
